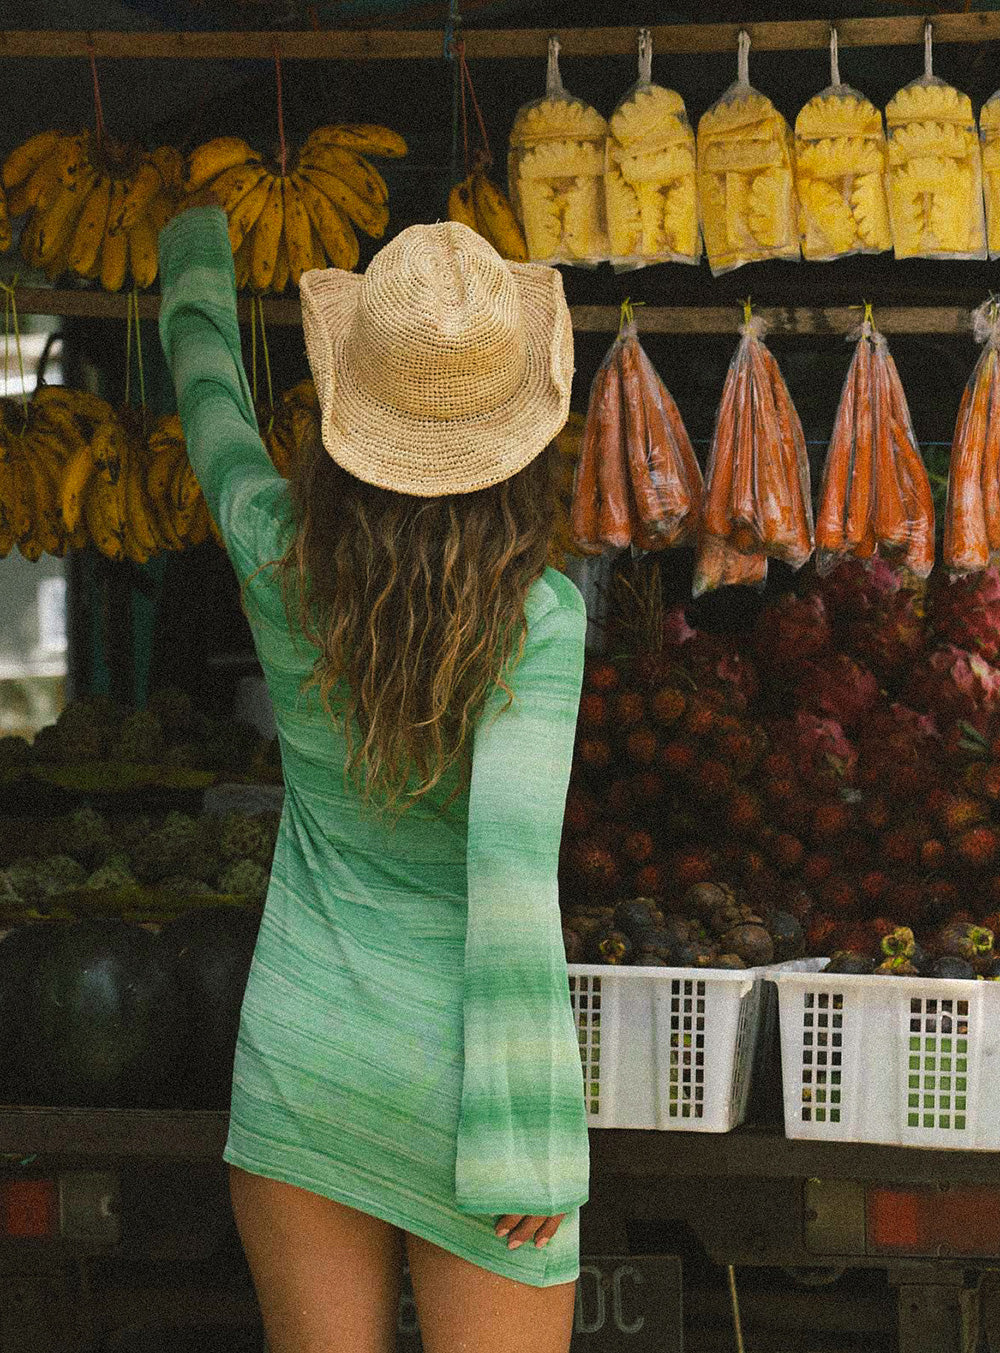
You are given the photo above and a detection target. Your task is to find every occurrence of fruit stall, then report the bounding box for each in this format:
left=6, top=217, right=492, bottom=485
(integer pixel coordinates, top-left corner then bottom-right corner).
left=8, top=5, right=1000, bottom=1351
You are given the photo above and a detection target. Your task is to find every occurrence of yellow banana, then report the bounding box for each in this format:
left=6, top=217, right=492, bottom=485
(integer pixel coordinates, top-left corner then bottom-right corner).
left=184, top=491, right=211, bottom=548
left=20, top=444, right=63, bottom=555
left=184, top=137, right=261, bottom=193
left=144, top=441, right=188, bottom=551
left=295, top=163, right=388, bottom=239
left=53, top=133, right=91, bottom=193
left=272, top=233, right=290, bottom=294
left=83, top=473, right=127, bottom=560
left=34, top=163, right=97, bottom=268
left=304, top=124, right=407, bottom=160
left=290, top=170, right=358, bottom=270
left=59, top=439, right=98, bottom=534
left=170, top=454, right=205, bottom=544
left=233, top=234, right=252, bottom=290
left=145, top=190, right=175, bottom=235
left=67, top=174, right=112, bottom=276
left=447, top=174, right=478, bottom=231
left=228, top=173, right=273, bottom=255
left=120, top=439, right=159, bottom=563
left=308, top=219, right=327, bottom=272
left=150, top=145, right=184, bottom=198
left=112, top=159, right=162, bottom=236
left=2, top=130, right=63, bottom=190
left=249, top=174, right=285, bottom=292
left=471, top=169, right=528, bottom=261
left=7, top=141, right=67, bottom=219
left=99, top=182, right=129, bottom=292
left=208, top=160, right=269, bottom=216
left=0, top=461, right=15, bottom=557
left=280, top=176, right=315, bottom=284
left=127, top=214, right=159, bottom=289
left=298, top=143, right=387, bottom=205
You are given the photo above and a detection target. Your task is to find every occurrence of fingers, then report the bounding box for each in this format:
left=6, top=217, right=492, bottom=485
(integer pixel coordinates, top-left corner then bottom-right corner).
left=494, top=1213, right=567, bottom=1250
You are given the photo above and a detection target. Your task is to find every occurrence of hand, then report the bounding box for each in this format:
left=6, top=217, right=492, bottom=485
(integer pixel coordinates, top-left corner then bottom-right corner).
left=495, top=1212, right=566, bottom=1251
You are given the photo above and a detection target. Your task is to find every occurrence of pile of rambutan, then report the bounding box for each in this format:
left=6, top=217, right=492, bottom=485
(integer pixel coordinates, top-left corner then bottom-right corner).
left=558, top=559, right=1000, bottom=967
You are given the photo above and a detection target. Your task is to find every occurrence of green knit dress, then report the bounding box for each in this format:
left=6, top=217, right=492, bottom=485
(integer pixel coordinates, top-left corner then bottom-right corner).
left=157, top=206, right=590, bottom=1286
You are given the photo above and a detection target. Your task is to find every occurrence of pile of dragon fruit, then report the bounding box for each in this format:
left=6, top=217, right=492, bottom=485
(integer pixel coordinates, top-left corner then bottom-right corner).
left=559, top=557, right=1000, bottom=970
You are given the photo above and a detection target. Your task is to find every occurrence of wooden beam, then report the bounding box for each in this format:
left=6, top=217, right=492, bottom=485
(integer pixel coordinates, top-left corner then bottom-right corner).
left=6, top=289, right=982, bottom=336
left=1, top=12, right=1000, bottom=62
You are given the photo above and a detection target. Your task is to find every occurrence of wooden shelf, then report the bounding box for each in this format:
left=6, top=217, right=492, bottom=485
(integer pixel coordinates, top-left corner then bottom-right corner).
left=1, top=12, right=1000, bottom=62
left=5, top=288, right=981, bottom=337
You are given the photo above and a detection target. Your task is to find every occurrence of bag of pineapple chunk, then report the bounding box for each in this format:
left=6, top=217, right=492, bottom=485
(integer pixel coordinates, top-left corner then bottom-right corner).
left=794, top=29, right=891, bottom=260
left=508, top=35, right=609, bottom=266
left=605, top=28, right=699, bottom=270
left=885, top=22, right=986, bottom=261
left=979, top=91, right=1000, bottom=259
left=696, top=29, right=799, bottom=277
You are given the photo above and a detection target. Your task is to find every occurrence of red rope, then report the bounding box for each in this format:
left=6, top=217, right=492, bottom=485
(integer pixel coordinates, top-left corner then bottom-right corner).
left=306, top=5, right=321, bottom=28
left=272, top=40, right=288, bottom=177
left=86, top=40, right=105, bottom=149
left=459, top=43, right=491, bottom=168
left=456, top=39, right=470, bottom=175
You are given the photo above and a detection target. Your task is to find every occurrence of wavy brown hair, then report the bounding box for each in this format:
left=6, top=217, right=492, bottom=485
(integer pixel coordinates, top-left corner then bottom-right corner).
left=247, top=420, right=559, bottom=820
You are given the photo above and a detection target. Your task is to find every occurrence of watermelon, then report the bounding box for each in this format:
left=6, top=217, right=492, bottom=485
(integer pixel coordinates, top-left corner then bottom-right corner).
left=157, top=905, right=261, bottom=1109
left=0, top=920, right=64, bottom=1102
left=22, top=917, right=188, bottom=1108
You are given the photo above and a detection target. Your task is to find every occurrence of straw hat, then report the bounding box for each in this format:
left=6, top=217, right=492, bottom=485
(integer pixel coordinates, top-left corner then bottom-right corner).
left=299, top=221, right=574, bottom=497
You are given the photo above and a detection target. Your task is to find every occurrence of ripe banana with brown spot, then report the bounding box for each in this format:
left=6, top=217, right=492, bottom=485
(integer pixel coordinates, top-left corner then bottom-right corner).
left=295, top=163, right=387, bottom=239
left=228, top=173, right=273, bottom=255
left=144, top=439, right=188, bottom=552
left=7, top=140, right=68, bottom=220
left=209, top=160, right=269, bottom=217
left=127, top=214, right=159, bottom=289
left=120, top=438, right=160, bottom=563
left=447, top=174, right=478, bottom=231
left=471, top=170, right=528, bottom=261
left=99, top=182, right=129, bottom=292
left=20, top=441, right=64, bottom=555
left=249, top=173, right=285, bottom=292
left=67, top=173, right=112, bottom=276
left=298, top=143, right=387, bottom=206
left=111, top=159, right=162, bottom=236
left=280, top=175, right=315, bottom=284
left=59, top=438, right=98, bottom=535
left=304, top=124, right=407, bottom=160
left=184, top=137, right=261, bottom=194
left=150, top=146, right=184, bottom=198
left=2, top=130, right=63, bottom=191
left=291, top=169, right=359, bottom=270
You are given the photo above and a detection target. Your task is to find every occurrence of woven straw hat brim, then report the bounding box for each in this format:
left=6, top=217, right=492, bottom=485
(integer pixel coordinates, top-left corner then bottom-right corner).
left=299, top=260, right=574, bottom=498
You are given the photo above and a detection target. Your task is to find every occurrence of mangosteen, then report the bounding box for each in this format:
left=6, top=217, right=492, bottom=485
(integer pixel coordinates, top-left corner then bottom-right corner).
left=824, top=951, right=875, bottom=975
left=979, top=956, right=1000, bottom=980
left=718, top=922, right=774, bottom=968
left=613, top=898, right=664, bottom=942
left=768, top=910, right=805, bottom=962
left=909, top=943, right=931, bottom=975
left=561, top=907, right=614, bottom=941
left=671, top=940, right=715, bottom=969
left=681, top=881, right=735, bottom=921
left=634, top=925, right=676, bottom=964
left=929, top=955, right=976, bottom=981
left=703, top=953, right=747, bottom=970
left=937, top=922, right=995, bottom=963
left=633, top=954, right=671, bottom=966
left=709, top=902, right=763, bottom=937
left=876, top=957, right=920, bottom=976
left=658, top=916, right=692, bottom=950
left=583, top=923, right=634, bottom=966
left=562, top=926, right=584, bottom=964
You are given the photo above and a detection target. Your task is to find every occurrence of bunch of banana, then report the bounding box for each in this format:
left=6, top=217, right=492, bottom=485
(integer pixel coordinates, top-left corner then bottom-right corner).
left=145, top=413, right=222, bottom=551
left=182, top=123, right=406, bottom=292
left=262, top=378, right=321, bottom=478
left=447, top=159, right=528, bottom=261
left=2, top=129, right=182, bottom=288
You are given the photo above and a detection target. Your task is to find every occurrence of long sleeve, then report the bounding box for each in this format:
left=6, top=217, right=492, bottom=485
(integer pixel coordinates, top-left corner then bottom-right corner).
left=455, top=571, right=590, bottom=1217
left=157, top=205, right=292, bottom=586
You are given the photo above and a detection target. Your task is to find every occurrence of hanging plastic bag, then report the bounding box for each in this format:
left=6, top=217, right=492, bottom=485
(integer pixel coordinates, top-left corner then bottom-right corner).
left=794, top=29, right=891, bottom=260
left=694, top=304, right=813, bottom=595
left=943, top=299, right=1000, bottom=575
left=570, top=301, right=702, bottom=555
left=885, top=22, right=986, bottom=261
left=979, top=93, right=1000, bottom=259
left=604, top=29, right=699, bottom=269
left=696, top=30, right=799, bottom=277
left=508, top=36, right=609, bottom=266
left=815, top=305, right=934, bottom=579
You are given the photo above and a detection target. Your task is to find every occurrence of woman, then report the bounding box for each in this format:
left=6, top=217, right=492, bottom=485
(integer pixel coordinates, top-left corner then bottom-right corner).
left=157, top=194, right=589, bottom=1353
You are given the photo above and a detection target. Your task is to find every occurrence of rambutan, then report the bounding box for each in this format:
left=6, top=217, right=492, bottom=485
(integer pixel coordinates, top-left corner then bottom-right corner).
left=859, top=870, right=891, bottom=904
left=682, top=696, right=718, bottom=740
left=741, top=850, right=769, bottom=880
left=806, top=913, right=837, bottom=955
left=861, top=795, right=891, bottom=834
left=626, top=726, right=658, bottom=767
left=632, top=862, right=666, bottom=899
left=563, top=787, right=597, bottom=834
left=622, top=830, right=655, bottom=865
left=764, top=777, right=797, bottom=806
left=578, top=693, right=607, bottom=729
left=982, top=763, right=1000, bottom=801
left=802, top=853, right=834, bottom=884
left=938, top=793, right=989, bottom=837
left=727, top=788, right=764, bottom=834
left=870, top=916, right=898, bottom=944
left=667, top=846, right=717, bottom=890
left=819, top=875, right=859, bottom=914
left=717, top=729, right=758, bottom=777
left=769, top=832, right=805, bottom=873
left=954, top=826, right=1000, bottom=870
left=630, top=770, right=666, bottom=806
left=921, top=839, right=947, bottom=872
left=881, top=824, right=921, bottom=868
left=613, top=691, right=645, bottom=728
left=604, top=779, right=634, bottom=818
left=831, top=920, right=876, bottom=956
left=570, top=842, right=621, bottom=893
left=840, top=833, right=871, bottom=872
left=585, top=662, right=620, bottom=695
left=693, top=758, right=735, bottom=800
left=762, top=750, right=795, bottom=781
left=659, top=739, right=696, bottom=776
left=921, top=877, right=962, bottom=926
left=650, top=687, right=686, bottom=726
left=577, top=736, right=612, bottom=770
left=883, top=876, right=924, bottom=925
left=810, top=800, right=851, bottom=842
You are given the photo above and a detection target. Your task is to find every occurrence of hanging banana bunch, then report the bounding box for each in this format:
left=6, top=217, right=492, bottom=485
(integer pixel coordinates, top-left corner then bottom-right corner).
left=1, top=128, right=182, bottom=288
left=181, top=122, right=407, bottom=293
left=448, top=156, right=528, bottom=261
left=145, top=414, right=223, bottom=551
left=263, top=378, right=321, bottom=478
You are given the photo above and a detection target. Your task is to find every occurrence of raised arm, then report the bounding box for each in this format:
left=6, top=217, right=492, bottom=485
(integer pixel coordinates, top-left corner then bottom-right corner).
left=157, top=204, right=290, bottom=583
left=455, top=574, right=590, bottom=1217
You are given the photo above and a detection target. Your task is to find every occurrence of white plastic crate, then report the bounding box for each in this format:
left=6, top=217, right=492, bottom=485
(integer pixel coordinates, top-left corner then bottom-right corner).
left=566, top=962, right=766, bottom=1131
left=773, top=959, right=1000, bottom=1149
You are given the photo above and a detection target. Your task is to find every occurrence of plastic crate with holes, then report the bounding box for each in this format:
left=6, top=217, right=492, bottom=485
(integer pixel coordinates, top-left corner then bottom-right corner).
left=566, top=963, right=769, bottom=1131
left=773, top=958, right=1000, bottom=1149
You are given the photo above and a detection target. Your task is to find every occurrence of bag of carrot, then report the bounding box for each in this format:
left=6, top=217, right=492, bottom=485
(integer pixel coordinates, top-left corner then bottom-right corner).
left=943, top=298, right=1000, bottom=575
left=816, top=305, right=935, bottom=579
left=570, top=300, right=702, bottom=556
left=693, top=303, right=813, bottom=597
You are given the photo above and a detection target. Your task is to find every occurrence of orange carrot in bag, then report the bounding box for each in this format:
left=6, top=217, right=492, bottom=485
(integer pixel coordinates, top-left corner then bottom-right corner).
left=619, top=335, right=668, bottom=543
left=845, top=332, right=875, bottom=552
left=635, top=345, right=703, bottom=543
left=944, top=347, right=992, bottom=573
left=703, top=346, right=742, bottom=540
left=871, top=340, right=910, bottom=550
left=570, top=361, right=609, bottom=554
left=815, top=337, right=859, bottom=561
left=882, top=343, right=935, bottom=577
left=730, top=345, right=757, bottom=540
left=693, top=530, right=767, bottom=597
left=746, top=336, right=788, bottom=551
left=761, top=343, right=813, bottom=567
left=982, top=360, right=1000, bottom=555
left=596, top=356, right=632, bottom=550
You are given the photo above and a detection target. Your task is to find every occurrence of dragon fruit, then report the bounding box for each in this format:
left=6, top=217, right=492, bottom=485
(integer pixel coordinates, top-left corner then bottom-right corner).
left=794, top=654, right=879, bottom=729
left=811, top=556, right=902, bottom=627
left=904, top=645, right=1000, bottom=735
left=844, top=588, right=925, bottom=684
left=928, top=568, right=1000, bottom=666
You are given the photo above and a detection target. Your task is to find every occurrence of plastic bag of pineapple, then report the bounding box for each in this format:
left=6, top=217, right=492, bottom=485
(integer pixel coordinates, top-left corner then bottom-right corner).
left=604, top=28, right=699, bottom=270
left=696, top=29, right=799, bottom=277
left=979, top=91, right=1000, bottom=259
left=885, top=22, right=986, bottom=261
left=508, top=35, right=609, bottom=266
left=794, top=29, right=891, bottom=260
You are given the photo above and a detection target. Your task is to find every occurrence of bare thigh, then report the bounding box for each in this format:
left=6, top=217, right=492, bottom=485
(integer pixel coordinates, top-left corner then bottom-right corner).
left=228, top=1164, right=405, bottom=1353
left=405, top=1230, right=576, bottom=1353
